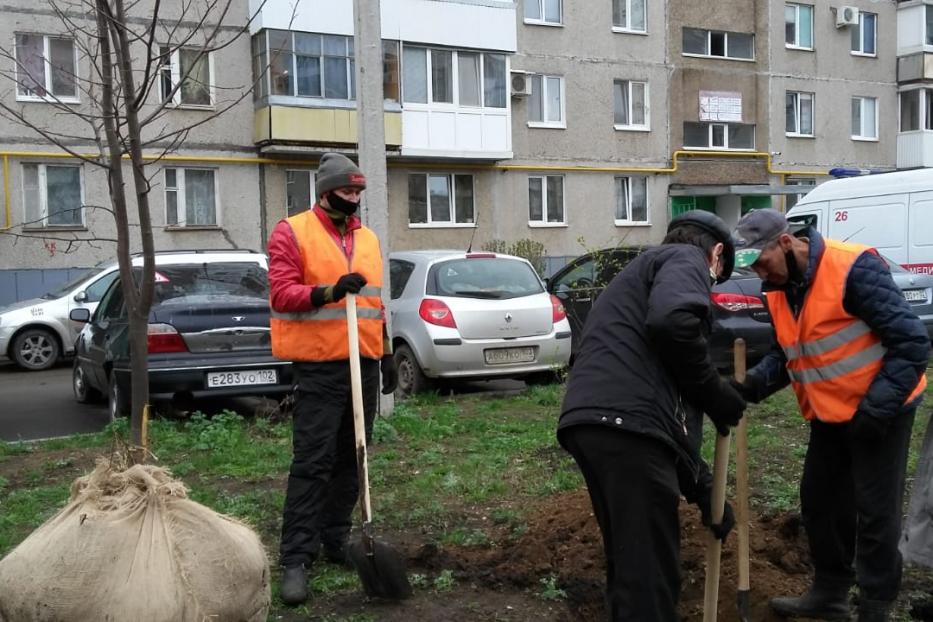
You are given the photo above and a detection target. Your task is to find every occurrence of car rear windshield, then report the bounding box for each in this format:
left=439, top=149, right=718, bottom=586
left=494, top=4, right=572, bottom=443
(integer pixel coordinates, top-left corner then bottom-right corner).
left=152, top=262, right=269, bottom=304
left=427, top=257, right=543, bottom=300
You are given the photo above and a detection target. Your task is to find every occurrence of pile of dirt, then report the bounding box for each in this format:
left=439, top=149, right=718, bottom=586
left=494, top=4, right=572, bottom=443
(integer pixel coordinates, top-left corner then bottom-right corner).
left=429, top=490, right=812, bottom=621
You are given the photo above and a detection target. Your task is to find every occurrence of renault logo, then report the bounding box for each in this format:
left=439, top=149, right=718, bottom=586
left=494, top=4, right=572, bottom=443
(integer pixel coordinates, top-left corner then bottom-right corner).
left=504, top=312, right=512, bottom=323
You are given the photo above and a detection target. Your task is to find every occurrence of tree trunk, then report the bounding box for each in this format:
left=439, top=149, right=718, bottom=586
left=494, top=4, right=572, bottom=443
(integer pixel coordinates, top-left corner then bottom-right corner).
left=128, top=307, right=149, bottom=453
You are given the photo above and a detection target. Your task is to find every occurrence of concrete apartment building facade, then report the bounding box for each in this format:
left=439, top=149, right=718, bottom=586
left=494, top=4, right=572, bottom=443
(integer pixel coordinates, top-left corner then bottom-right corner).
left=0, top=0, right=901, bottom=304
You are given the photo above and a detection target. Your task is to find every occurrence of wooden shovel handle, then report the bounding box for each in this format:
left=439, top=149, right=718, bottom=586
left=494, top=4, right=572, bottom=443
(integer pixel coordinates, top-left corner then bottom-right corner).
left=735, top=339, right=750, bottom=594
left=703, top=428, right=732, bottom=622
left=347, top=294, right=373, bottom=524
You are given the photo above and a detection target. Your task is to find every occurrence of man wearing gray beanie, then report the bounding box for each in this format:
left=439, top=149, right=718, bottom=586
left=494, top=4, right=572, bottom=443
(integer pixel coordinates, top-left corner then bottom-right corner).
left=267, top=152, right=397, bottom=605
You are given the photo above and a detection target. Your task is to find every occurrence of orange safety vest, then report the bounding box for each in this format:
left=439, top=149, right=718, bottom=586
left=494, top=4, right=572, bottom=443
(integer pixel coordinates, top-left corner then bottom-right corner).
left=766, top=239, right=926, bottom=422
left=270, top=210, right=384, bottom=362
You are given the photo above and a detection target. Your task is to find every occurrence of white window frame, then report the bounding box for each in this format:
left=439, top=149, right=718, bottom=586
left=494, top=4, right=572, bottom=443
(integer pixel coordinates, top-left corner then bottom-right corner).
left=851, top=12, right=877, bottom=57
left=407, top=173, right=476, bottom=228
left=614, top=176, right=650, bottom=226
left=786, top=91, right=814, bottom=137
left=164, top=167, right=221, bottom=228
left=528, top=175, right=566, bottom=227
left=402, top=46, right=507, bottom=109
left=527, top=74, right=565, bottom=129
left=851, top=96, right=879, bottom=141
left=612, top=0, right=648, bottom=34
left=13, top=33, right=79, bottom=103
left=523, top=0, right=562, bottom=26
left=613, top=79, right=650, bottom=131
left=21, top=163, right=85, bottom=228
left=285, top=169, right=315, bottom=217
left=684, top=122, right=756, bottom=151
left=682, top=28, right=755, bottom=61
left=785, top=3, right=814, bottom=51
left=159, top=46, right=216, bottom=108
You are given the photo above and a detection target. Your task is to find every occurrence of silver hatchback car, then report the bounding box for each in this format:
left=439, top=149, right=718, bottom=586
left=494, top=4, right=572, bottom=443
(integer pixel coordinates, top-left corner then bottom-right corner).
left=389, top=250, right=572, bottom=396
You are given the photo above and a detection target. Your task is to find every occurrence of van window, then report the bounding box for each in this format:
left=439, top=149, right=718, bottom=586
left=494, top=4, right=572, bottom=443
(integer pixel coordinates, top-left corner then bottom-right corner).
left=787, top=213, right=818, bottom=230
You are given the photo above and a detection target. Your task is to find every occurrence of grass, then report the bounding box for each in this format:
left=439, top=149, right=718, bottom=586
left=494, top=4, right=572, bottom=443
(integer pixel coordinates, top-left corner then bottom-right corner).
left=1, top=373, right=931, bottom=620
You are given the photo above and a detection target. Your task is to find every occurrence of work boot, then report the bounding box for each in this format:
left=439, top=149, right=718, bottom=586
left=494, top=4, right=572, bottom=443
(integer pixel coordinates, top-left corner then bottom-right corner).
left=280, top=565, right=308, bottom=606
left=857, top=599, right=892, bottom=622
left=770, top=581, right=852, bottom=619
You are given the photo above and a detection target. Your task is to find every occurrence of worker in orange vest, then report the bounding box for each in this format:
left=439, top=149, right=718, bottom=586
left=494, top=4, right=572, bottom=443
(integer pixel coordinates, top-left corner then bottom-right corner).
left=267, top=152, right=397, bottom=606
left=731, top=208, right=929, bottom=622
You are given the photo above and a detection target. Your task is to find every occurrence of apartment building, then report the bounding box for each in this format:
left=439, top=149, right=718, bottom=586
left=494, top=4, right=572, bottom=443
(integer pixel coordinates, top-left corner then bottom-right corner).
left=0, top=0, right=901, bottom=304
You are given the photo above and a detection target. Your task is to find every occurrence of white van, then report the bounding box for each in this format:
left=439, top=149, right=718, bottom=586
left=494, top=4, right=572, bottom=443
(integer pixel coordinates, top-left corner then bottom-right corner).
left=786, top=169, right=933, bottom=275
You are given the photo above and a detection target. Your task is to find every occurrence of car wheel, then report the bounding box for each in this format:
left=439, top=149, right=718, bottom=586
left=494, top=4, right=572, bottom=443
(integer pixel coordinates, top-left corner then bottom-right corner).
left=108, top=373, right=129, bottom=422
left=394, top=345, right=431, bottom=398
left=73, top=360, right=102, bottom=403
left=11, top=328, right=60, bottom=371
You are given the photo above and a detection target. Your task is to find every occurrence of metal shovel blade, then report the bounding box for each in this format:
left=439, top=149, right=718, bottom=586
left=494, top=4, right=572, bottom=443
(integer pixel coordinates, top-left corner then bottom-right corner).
left=349, top=537, right=413, bottom=600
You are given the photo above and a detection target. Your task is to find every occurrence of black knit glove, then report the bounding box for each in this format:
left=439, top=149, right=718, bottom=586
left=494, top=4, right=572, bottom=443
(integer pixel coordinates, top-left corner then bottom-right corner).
left=850, top=410, right=891, bottom=442
left=705, top=379, right=746, bottom=436
left=698, top=493, right=736, bottom=542
left=380, top=354, right=398, bottom=395
left=332, top=273, right=367, bottom=302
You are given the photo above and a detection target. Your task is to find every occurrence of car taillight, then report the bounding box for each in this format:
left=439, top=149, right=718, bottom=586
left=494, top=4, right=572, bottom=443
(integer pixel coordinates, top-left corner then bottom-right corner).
left=550, top=294, right=566, bottom=323
left=419, top=299, right=457, bottom=329
left=147, top=323, right=188, bottom=353
left=710, top=292, right=765, bottom=313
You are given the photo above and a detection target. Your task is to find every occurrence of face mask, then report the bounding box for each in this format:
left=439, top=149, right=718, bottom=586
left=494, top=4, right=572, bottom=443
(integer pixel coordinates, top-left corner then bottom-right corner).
left=709, top=266, right=718, bottom=286
left=327, top=191, right=360, bottom=216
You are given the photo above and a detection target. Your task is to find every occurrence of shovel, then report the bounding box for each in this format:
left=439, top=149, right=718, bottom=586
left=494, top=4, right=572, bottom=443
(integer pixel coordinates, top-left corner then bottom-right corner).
left=734, top=338, right=751, bottom=622
left=345, top=294, right=413, bottom=600
left=702, top=383, right=733, bottom=622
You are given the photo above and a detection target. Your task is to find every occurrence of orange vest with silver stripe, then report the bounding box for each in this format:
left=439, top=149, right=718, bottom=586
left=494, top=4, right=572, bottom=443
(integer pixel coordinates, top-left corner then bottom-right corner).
left=270, top=210, right=384, bottom=362
left=766, top=239, right=926, bottom=423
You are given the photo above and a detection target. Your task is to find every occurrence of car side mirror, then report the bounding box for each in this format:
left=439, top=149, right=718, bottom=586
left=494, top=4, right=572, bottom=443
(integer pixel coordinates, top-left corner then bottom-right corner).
left=70, top=308, right=91, bottom=323
left=543, top=277, right=551, bottom=289
left=73, top=291, right=88, bottom=303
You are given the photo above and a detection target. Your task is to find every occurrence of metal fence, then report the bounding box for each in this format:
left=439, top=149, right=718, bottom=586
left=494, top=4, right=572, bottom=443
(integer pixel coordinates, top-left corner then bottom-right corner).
left=0, top=268, right=91, bottom=308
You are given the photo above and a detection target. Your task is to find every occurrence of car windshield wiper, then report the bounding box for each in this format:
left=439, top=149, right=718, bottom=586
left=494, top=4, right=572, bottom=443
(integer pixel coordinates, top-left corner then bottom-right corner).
left=453, top=290, right=507, bottom=299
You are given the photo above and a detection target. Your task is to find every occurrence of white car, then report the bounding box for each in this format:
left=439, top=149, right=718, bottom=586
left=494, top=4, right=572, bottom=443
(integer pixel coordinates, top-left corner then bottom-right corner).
left=0, top=261, right=120, bottom=370
left=388, top=250, right=572, bottom=396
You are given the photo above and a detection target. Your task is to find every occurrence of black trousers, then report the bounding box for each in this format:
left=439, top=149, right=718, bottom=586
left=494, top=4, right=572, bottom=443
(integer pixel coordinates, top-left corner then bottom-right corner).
left=560, top=425, right=682, bottom=622
left=279, top=359, right=378, bottom=568
left=801, top=409, right=916, bottom=602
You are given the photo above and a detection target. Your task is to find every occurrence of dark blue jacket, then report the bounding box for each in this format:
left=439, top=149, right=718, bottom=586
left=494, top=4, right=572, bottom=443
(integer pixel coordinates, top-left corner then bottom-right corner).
left=746, top=229, right=930, bottom=418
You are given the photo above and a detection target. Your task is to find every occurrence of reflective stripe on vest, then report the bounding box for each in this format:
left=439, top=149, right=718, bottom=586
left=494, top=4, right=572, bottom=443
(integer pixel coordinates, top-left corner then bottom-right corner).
left=270, top=209, right=384, bottom=362
left=767, top=239, right=926, bottom=422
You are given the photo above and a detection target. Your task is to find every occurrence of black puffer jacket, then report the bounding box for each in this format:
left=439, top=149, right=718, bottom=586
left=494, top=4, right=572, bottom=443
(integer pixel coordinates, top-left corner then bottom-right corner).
left=558, top=244, right=742, bottom=499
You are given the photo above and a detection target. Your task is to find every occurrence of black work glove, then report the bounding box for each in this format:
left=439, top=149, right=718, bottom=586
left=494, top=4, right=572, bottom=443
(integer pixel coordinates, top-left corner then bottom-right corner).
left=729, top=377, right=755, bottom=402
left=704, top=379, right=746, bottom=436
left=380, top=354, right=398, bottom=395
left=850, top=410, right=891, bottom=442
left=698, top=493, right=736, bottom=542
left=332, top=272, right=367, bottom=302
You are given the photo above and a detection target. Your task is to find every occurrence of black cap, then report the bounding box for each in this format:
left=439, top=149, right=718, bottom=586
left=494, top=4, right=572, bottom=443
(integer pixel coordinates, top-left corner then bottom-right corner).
left=667, top=210, right=735, bottom=283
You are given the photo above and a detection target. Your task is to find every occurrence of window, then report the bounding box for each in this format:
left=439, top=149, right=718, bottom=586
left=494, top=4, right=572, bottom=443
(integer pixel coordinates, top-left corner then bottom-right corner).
left=22, top=164, right=83, bottom=228
left=389, top=259, right=416, bottom=299
left=95, top=279, right=125, bottom=323
left=286, top=170, right=315, bottom=216
left=524, top=0, right=561, bottom=25
left=159, top=47, right=213, bottom=106
left=165, top=168, right=218, bottom=226
left=612, top=0, right=647, bottom=32
left=614, top=177, right=648, bottom=224
left=14, top=34, right=77, bottom=101
left=785, top=177, right=815, bottom=210
left=403, top=47, right=506, bottom=108
left=528, top=75, right=564, bottom=127
left=528, top=175, right=564, bottom=225
left=683, top=28, right=754, bottom=60
left=785, top=4, right=813, bottom=50
left=851, top=12, right=877, bottom=56
left=684, top=122, right=756, bottom=149
left=613, top=80, right=649, bottom=129
left=85, top=272, right=120, bottom=303
left=927, top=5, right=933, bottom=46
left=851, top=96, right=878, bottom=140
left=899, top=89, right=933, bottom=132
left=785, top=91, right=814, bottom=136
left=408, top=173, right=475, bottom=225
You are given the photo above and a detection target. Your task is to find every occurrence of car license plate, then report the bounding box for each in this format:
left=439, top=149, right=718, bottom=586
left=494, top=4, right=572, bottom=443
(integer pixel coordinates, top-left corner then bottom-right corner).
left=904, top=289, right=928, bottom=303
left=484, top=347, right=536, bottom=365
left=207, top=369, right=277, bottom=388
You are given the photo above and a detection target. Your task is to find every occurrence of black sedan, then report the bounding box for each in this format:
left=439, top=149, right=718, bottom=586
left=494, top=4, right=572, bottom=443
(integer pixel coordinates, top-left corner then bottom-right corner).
left=546, top=247, right=773, bottom=370
left=70, top=257, right=293, bottom=420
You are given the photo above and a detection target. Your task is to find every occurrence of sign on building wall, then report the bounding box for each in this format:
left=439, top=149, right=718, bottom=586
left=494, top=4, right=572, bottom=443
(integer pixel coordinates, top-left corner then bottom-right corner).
left=699, top=91, right=742, bottom=122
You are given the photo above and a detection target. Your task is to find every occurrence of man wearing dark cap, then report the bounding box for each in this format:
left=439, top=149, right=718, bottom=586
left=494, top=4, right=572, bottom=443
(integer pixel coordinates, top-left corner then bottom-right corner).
left=558, top=210, right=747, bottom=620
left=267, top=152, right=398, bottom=605
left=732, top=208, right=929, bottom=621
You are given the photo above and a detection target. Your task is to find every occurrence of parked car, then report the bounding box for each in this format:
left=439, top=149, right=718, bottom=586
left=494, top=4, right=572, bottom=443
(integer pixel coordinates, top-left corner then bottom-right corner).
left=546, top=247, right=773, bottom=370
left=885, top=256, right=933, bottom=343
left=0, top=261, right=121, bottom=370
left=70, top=251, right=293, bottom=420
left=388, top=250, right=572, bottom=396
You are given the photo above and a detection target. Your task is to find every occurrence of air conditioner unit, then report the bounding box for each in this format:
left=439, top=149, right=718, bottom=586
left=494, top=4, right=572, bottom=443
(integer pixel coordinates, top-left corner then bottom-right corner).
left=510, top=71, right=532, bottom=98
left=835, top=5, right=859, bottom=28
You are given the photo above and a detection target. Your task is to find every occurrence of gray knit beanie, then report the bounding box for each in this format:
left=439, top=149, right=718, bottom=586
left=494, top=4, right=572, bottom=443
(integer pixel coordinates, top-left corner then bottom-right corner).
left=316, top=153, right=367, bottom=197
